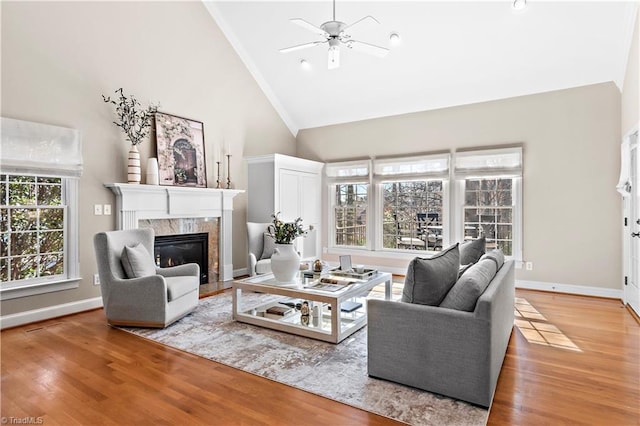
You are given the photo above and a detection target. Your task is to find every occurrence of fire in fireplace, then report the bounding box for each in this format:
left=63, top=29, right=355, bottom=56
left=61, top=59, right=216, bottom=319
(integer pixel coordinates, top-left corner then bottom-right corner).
left=154, top=233, right=208, bottom=284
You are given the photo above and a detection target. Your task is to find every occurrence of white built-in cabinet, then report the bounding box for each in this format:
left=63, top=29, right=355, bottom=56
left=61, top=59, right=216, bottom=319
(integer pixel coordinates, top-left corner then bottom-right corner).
left=245, top=154, right=323, bottom=259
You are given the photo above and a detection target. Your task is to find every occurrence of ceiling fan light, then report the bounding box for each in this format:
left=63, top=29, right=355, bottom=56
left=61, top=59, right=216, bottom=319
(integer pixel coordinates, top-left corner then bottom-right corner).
left=389, top=32, right=401, bottom=46
left=328, top=45, right=340, bottom=69
left=512, top=0, right=527, bottom=11
left=300, top=59, right=311, bottom=70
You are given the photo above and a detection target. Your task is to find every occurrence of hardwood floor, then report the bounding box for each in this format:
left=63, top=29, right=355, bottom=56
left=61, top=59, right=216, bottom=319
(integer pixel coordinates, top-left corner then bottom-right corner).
left=489, top=290, right=639, bottom=425
left=1, top=289, right=638, bottom=425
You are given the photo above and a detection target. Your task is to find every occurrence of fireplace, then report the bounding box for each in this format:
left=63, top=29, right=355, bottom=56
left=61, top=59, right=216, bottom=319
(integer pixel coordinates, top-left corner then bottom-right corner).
left=105, top=183, right=242, bottom=281
left=154, top=233, right=208, bottom=284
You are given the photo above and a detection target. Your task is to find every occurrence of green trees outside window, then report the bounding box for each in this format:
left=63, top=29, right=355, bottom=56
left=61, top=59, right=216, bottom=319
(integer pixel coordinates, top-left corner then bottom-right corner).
left=382, top=180, right=444, bottom=251
left=334, top=184, right=368, bottom=247
left=463, top=178, right=514, bottom=255
left=0, top=175, right=65, bottom=282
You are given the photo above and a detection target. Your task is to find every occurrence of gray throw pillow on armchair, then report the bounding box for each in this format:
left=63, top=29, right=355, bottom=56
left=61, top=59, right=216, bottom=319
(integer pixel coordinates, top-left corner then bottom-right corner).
left=401, top=243, right=460, bottom=306
left=260, top=232, right=276, bottom=260
left=121, top=243, right=157, bottom=278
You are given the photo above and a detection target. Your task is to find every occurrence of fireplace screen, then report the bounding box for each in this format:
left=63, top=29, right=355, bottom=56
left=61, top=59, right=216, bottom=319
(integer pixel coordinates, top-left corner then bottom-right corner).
left=154, top=233, right=208, bottom=284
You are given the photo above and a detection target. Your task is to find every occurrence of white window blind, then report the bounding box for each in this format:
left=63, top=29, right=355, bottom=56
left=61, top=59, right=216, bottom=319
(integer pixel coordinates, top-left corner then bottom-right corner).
left=325, top=160, right=370, bottom=182
left=454, top=147, right=522, bottom=178
left=374, top=154, right=450, bottom=181
left=1, top=117, right=83, bottom=177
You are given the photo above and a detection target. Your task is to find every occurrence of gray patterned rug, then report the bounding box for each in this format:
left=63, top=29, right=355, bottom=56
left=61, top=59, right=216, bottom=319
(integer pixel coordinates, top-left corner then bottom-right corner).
left=123, top=291, right=488, bottom=425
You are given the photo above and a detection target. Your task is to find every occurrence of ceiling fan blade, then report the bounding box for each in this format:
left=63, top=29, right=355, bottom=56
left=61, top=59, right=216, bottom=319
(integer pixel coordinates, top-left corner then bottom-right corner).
left=346, top=40, right=389, bottom=58
left=279, top=40, right=326, bottom=54
left=341, top=15, right=380, bottom=34
left=290, top=18, right=328, bottom=37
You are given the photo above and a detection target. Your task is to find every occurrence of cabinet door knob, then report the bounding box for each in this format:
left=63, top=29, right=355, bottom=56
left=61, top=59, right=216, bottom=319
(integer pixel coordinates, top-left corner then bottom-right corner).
left=632, top=232, right=640, bottom=238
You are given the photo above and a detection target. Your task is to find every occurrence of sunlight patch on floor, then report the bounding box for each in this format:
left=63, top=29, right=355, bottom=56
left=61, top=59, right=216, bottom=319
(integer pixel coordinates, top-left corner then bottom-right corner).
left=514, top=297, right=582, bottom=352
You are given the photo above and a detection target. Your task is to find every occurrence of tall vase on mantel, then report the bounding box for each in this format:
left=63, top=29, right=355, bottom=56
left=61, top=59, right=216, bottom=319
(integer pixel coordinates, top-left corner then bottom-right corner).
left=127, top=144, right=141, bottom=184
left=271, top=243, right=301, bottom=283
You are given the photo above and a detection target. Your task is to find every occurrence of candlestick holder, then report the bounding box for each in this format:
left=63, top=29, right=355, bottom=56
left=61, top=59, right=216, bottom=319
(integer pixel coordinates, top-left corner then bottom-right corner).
left=215, top=161, right=222, bottom=189
left=226, top=154, right=232, bottom=189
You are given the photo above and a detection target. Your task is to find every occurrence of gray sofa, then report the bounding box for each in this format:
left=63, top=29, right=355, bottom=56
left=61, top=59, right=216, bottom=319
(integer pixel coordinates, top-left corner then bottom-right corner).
left=367, top=259, right=515, bottom=408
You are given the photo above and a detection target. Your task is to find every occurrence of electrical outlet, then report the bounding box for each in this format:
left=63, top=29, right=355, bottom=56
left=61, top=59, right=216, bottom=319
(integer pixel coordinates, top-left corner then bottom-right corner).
left=93, top=273, right=100, bottom=285
left=525, top=262, right=533, bottom=271
left=94, top=204, right=103, bottom=215
left=103, top=204, right=112, bottom=215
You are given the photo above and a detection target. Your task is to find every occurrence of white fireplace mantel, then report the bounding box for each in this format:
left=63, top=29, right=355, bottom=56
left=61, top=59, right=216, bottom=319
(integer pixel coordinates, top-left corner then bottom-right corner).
left=105, top=183, right=243, bottom=281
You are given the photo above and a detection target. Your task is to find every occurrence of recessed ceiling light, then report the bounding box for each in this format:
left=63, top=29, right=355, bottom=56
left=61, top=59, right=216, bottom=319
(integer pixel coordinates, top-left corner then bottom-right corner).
left=512, top=0, right=527, bottom=11
left=389, top=32, right=401, bottom=46
left=300, top=59, right=311, bottom=70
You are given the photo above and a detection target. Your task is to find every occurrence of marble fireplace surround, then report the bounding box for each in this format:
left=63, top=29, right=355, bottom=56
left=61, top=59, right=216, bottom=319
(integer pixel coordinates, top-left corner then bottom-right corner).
left=105, top=183, right=243, bottom=281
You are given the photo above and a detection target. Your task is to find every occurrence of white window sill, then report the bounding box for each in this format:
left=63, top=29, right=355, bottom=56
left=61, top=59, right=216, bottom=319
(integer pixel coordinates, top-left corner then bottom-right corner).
left=327, top=246, right=440, bottom=260
left=0, top=277, right=80, bottom=301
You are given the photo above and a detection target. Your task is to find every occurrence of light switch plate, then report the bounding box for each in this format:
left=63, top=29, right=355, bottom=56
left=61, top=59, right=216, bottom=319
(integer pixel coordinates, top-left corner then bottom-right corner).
left=103, top=204, right=112, bottom=215
left=94, top=204, right=103, bottom=215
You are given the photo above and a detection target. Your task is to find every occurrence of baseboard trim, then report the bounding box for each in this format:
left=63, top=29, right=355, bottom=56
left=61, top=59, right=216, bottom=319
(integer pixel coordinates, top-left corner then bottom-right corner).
left=516, top=280, right=623, bottom=300
left=0, top=297, right=103, bottom=330
left=233, top=267, right=248, bottom=278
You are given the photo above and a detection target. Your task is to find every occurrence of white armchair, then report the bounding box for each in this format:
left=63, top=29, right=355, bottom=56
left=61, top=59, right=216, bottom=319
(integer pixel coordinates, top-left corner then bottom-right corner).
left=247, top=222, right=273, bottom=276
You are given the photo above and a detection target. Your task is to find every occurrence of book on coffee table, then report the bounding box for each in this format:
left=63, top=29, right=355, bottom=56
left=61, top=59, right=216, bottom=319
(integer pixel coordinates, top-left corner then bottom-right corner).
left=264, top=305, right=295, bottom=319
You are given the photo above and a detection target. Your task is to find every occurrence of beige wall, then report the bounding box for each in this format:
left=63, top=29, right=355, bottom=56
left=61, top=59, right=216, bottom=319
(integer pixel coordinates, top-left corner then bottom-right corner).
left=1, top=1, right=295, bottom=316
left=297, top=83, right=622, bottom=290
left=622, top=7, right=639, bottom=135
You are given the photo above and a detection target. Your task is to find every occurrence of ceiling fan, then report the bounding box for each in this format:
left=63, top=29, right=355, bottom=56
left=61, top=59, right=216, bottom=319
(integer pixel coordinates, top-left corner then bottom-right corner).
left=279, top=0, right=389, bottom=70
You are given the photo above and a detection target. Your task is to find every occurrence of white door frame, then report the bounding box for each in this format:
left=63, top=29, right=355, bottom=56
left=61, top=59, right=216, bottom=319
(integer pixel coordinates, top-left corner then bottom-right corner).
left=621, top=125, right=639, bottom=315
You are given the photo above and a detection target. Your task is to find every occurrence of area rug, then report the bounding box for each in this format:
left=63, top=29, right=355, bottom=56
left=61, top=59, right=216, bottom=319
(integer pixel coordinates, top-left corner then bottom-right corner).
left=123, top=291, right=488, bottom=425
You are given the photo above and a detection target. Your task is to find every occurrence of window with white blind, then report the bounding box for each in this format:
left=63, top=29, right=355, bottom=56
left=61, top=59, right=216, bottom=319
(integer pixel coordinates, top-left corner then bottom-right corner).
left=454, top=147, right=522, bottom=259
left=0, top=117, right=82, bottom=300
left=326, top=147, right=522, bottom=260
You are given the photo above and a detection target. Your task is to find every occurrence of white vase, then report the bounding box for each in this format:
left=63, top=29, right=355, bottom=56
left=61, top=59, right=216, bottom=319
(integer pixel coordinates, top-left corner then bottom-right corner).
left=271, top=243, right=301, bottom=283
left=146, top=157, right=159, bottom=185
left=127, top=145, right=141, bottom=184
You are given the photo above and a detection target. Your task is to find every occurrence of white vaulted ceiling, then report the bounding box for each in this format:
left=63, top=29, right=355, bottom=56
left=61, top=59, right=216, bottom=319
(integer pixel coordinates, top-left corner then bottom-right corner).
left=204, top=1, right=638, bottom=135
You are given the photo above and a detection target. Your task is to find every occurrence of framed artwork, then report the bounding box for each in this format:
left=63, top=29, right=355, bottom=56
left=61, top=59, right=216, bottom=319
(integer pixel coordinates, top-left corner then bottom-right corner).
left=154, top=112, right=207, bottom=187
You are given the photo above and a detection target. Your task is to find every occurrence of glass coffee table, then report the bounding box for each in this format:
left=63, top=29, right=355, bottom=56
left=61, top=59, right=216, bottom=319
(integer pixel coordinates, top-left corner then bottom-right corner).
left=232, top=271, right=392, bottom=343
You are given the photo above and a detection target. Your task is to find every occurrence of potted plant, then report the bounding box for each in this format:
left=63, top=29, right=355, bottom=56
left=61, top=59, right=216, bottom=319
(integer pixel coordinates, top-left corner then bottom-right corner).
left=267, top=213, right=307, bottom=283
left=102, top=88, right=159, bottom=184
left=174, top=167, right=187, bottom=184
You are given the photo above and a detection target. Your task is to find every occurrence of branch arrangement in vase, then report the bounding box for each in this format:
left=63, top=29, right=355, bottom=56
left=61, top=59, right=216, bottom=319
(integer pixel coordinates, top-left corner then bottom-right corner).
left=102, top=88, right=159, bottom=146
left=267, top=213, right=307, bottom=244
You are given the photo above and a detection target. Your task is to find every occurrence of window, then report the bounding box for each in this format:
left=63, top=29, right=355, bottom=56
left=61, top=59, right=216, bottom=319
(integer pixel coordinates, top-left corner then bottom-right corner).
left=0, top=117, right=82, bottom=300
left=463, top=177, right=514, bottom=255
left=1, top=175, right=65, bottom=281
left=334, top=184, right=368, bottom=247
left=454, top=147, right=522, bottom=260
left=326, top=147, right=522, bottom=261
left=327, top=160, right=370, bottom=249
left=375, top=154, right=449, bottom=253
left=382, top=181, right=444, bottom=251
